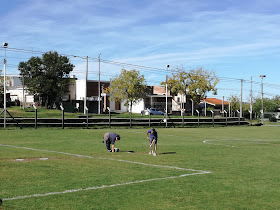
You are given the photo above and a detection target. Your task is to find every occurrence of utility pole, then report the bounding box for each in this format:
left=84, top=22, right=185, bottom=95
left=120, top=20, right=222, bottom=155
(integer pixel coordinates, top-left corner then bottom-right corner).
left=22, top=76, right=25, bottom=109
left=3, top=43, right=8, bottom=130
left=250, top=77, right=253, bottom=123
left=240, top=79, right=243, bottom=118
left=98, top=53, right=101, bottom=114
left=222, top=96, right=224, bottom=117
left=165, top=65, right=170, bottom=128
left=259, top=75, right=266, bottom=124
left=84, top=56, right=88, bottom=115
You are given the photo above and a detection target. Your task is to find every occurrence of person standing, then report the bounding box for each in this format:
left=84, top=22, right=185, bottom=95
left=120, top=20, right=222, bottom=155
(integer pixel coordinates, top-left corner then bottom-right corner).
left=147, top=128, right=158, bottom=156
left=103, top=132, right=120, bottom=152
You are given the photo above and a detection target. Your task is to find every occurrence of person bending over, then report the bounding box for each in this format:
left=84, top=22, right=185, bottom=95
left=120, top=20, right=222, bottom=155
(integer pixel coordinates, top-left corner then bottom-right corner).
left=103, top=132, right=120, bottom=152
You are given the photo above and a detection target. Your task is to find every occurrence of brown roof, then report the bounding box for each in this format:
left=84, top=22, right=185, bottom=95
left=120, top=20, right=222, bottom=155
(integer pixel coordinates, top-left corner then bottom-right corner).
left=152, top=85, right=170, bottom=95
left=202, top=98, right=229, bottom=106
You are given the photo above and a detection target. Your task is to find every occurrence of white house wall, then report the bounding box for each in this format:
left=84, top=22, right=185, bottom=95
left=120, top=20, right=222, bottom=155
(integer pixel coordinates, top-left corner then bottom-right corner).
left=8, top=88, right=34, bottom=104
left=131, top=100, right=144, bottom=113
left=75, top=80, right=86, bottom=100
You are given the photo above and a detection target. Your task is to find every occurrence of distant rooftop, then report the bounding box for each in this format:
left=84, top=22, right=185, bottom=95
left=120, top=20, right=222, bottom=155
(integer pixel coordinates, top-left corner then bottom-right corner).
left=202, top=98, right=229, bottom=106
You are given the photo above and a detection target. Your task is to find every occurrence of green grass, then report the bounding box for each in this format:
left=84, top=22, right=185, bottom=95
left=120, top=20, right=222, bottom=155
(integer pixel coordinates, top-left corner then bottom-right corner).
left=1, top=127, right=280, bottom=209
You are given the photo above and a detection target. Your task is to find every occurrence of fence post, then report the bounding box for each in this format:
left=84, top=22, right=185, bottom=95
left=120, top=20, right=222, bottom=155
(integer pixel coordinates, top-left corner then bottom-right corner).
left=210, top=110, right=214, bottom=127
left=181, top=109, right=185, bottom=128
left=196, top=110, right=200, bottom=127
left=107, top=107, right=111, bottom=128
left=224, top=110, right=227, bottom=127
left=149, top=110, right=151, bottom=128
left=33, top=105, right=37, bottom=129
left=248, top=110, right=252, bottom=126
left=85, top=106, right=89, bottom=129
left=236, top=110, right=240, bottom=126
left=60, top=105, right=64, bottom=129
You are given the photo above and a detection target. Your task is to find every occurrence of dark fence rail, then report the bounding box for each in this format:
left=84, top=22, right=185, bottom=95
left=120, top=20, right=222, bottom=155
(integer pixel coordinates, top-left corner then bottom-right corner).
left=0, top=117, right=248, bottom=128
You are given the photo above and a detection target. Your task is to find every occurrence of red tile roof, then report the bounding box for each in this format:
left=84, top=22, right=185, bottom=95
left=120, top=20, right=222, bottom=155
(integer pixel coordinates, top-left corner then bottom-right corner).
left=202, top=98, right=229, bottom=105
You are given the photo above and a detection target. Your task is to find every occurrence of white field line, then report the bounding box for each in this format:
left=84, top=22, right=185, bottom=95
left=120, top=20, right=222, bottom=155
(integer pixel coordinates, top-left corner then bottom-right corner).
left=203, top=139, right=279, bottom=147
left=0, top=144, right=211, bottom=201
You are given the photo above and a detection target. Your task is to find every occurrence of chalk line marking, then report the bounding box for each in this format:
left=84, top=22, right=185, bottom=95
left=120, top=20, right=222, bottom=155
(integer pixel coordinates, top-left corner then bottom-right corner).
left=203, top=139, right=279, bottom=147
left=0, top=144, right=211, bottom=201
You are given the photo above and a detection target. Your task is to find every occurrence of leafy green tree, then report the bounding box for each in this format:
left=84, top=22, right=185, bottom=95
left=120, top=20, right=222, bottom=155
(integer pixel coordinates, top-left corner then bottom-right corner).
left=227, top=95, right=240, bottom=112
left=107, top=69, right=148, bottom=125
left=18, top=51, right=74, bottom=106
left=253, top=98, right=278, bottom=113
left=272, top=95, right=280, bottom=106
left=161, top=66, right=219, bottom=103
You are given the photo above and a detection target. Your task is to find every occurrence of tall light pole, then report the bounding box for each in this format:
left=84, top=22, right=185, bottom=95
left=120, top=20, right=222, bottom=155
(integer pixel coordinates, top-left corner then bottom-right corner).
left=165, top=65, right=170, bottom=127
left=3, top=43, right=8, bottom=130
left=98, top=53, right=101, bottom=114
left=259, top=75, right=266, bottom=124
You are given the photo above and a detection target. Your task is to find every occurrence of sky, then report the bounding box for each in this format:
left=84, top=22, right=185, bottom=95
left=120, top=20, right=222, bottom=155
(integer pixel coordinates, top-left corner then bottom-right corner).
left=1, top=0, right=280, bottom=102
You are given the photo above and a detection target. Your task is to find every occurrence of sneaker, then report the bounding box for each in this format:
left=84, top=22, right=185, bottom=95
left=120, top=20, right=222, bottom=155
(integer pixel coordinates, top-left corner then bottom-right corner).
left=153, top=153, right=156, bottom=156
left=149, top=152, right=152, bottom=155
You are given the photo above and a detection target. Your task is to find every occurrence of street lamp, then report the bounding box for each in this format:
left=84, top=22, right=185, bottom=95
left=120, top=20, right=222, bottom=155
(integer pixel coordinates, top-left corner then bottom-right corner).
left=3, top=43, right=8, bottom=130
left=259, top=75, right=266, bottom=124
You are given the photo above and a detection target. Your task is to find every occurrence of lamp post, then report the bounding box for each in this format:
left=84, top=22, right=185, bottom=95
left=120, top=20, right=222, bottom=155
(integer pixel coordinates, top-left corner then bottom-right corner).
left=259, top=75, right=266, bottom=124
left=3, top=43, right=8, bottom=130
left=165, top=65, right=170, bottom=128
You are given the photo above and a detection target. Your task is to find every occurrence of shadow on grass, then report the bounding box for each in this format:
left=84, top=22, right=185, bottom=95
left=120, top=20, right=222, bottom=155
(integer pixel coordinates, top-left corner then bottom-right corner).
left=118, top=151, right=176, bottom=155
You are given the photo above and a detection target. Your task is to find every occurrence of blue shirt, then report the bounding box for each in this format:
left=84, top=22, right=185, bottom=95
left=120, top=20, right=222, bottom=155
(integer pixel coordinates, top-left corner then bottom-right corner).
left=147, top=129, right=158, bottom=140
left=109, top=132, right=119, bottom=145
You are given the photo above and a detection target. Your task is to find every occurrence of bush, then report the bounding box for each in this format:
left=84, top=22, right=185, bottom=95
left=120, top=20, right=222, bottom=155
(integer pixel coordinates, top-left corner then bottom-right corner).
left=269, top=116, right=277, bottom=122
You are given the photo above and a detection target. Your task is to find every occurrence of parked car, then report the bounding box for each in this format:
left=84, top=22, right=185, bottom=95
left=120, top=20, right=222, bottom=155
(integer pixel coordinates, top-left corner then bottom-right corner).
left=141, top=108, right=164, bottom=116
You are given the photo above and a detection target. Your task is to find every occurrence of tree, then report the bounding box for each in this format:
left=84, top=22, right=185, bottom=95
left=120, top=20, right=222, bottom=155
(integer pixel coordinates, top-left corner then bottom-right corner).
left=227, top=95, right=240, bottom=113
left=253, top=98, right=278, bottom=113
left=161, top=66, right=219, bottom=104
left=18, top=51, right=74, bottom=106
left=106, top=69, right=148, bottom=124
left=272, top=95, right=280, bottom=106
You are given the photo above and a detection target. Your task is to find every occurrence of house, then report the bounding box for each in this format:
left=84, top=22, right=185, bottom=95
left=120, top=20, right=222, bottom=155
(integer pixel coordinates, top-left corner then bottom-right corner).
left=5, top=76, right=34, bottom=106
left=200, top=98, right=229, bottom=116
left=131, top=85, right=172, bottom=114
left=75, top=80, right=111, bottom=113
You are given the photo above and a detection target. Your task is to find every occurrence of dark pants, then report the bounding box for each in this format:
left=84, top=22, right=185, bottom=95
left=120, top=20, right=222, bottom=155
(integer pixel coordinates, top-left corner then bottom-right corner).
left=103, top=133, right=112, bottom=152
left=105, top=140, right=112, bottom=152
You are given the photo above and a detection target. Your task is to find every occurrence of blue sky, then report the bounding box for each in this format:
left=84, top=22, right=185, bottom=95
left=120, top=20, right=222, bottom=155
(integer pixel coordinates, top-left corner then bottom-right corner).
left=1, top=0, right=280, bottom=102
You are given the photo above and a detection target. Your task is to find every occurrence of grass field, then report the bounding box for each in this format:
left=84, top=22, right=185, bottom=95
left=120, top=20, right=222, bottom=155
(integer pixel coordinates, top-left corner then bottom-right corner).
left=1, top=126, right=280, bottom=209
